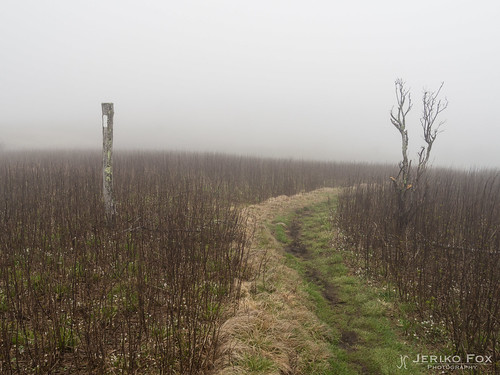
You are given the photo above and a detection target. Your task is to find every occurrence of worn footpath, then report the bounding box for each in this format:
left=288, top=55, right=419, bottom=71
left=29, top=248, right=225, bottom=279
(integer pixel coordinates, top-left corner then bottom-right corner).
left=214, top=188, right=433, bottom=374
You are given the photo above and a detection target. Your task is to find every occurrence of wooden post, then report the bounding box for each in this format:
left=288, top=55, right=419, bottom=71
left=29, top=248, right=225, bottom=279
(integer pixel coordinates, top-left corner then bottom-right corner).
left=102, top=103, right=116, bottom=220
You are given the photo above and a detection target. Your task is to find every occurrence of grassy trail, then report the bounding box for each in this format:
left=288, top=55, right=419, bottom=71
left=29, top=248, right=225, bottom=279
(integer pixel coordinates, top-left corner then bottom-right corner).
left=216, top=189, right=430, bottom=374
left=280, top=198, right=428, bottom=374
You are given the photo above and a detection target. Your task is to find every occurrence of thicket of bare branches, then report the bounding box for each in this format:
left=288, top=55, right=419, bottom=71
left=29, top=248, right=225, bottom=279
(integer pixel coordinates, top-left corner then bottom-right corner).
left=0, top=151, right=386, bottom=374
left=336, top=80, right=499, bottom=369
left=0, top=153, right=248, bottom=374
left=337, top=170, right=500, bottom=366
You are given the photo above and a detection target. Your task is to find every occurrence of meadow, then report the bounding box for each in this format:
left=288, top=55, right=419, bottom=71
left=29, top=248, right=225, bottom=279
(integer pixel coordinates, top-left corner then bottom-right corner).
left=0, top=151, right=381, bottom=374
left=0, top=150, right=498, bottom=373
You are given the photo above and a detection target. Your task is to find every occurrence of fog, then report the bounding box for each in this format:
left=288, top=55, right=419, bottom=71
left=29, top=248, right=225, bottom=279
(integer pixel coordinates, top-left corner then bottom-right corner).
left=1, top=0, right=499, bottom=168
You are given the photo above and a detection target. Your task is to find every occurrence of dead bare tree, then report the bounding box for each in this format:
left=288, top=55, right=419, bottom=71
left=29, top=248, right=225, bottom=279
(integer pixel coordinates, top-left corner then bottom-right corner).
left=390, top=79, right=448, bottom=230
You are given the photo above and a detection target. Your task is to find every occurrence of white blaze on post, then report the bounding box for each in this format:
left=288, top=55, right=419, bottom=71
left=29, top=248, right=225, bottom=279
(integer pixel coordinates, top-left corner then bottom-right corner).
left=102, top=103, right=116, bottom=221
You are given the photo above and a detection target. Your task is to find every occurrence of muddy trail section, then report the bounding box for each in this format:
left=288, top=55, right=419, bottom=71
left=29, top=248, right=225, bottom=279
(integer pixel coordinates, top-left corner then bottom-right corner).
left=278, top=200, right=429, bottom=374
left=285, top=207, right=339, bottom=307
left=284, top=207, right=367, bottom=370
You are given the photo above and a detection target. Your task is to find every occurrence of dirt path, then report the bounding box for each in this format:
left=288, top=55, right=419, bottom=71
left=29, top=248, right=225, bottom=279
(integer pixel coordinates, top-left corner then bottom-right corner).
left=214, top=188, right=427, bottom=375
left=285, top=208, right=339, bottom=308
left=214, top=188, right=338, bottom=374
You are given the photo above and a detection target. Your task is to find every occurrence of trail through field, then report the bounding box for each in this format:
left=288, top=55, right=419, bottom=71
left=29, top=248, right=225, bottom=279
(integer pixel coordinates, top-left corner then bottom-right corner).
left=215, top=188, right=431, bottom=375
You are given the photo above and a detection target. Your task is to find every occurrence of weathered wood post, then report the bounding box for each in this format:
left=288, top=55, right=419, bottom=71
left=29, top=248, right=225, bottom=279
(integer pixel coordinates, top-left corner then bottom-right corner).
left=102, top=103, right=116, bottom=221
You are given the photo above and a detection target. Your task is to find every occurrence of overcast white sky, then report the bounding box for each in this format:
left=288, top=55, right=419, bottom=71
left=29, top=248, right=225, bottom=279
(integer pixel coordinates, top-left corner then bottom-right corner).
left=1, top=0, right=499, bottom=168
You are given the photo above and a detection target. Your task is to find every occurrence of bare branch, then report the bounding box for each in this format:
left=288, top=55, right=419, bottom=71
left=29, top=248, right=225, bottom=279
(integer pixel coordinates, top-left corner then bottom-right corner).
left=419, top=82, right=448, bottom=169
left=390, top=79, right=413, bottom=131
left=390, top=79, right=413, bottom=187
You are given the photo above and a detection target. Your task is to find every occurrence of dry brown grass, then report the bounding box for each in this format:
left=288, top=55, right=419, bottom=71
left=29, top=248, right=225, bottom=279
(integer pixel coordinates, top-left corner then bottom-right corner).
left=214, top=188, right=339, bottom=375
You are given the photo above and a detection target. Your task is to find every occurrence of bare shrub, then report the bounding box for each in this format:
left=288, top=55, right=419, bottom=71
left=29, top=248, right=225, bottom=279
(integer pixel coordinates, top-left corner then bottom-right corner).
left=337, top=168, right=500, bottom=367
left=0, top=150, right=386, bottom=373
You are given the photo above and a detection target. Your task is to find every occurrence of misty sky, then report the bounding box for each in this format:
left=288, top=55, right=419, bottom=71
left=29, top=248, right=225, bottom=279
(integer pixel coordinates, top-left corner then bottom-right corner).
left=1, top=0, right=499, bottom=168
